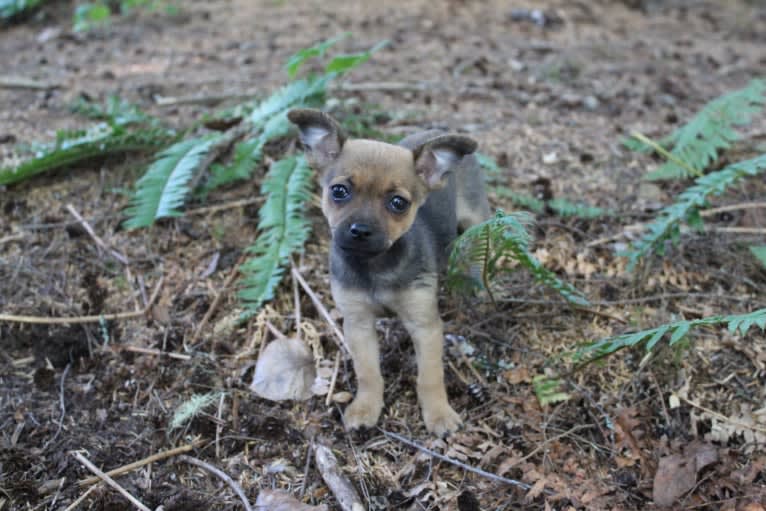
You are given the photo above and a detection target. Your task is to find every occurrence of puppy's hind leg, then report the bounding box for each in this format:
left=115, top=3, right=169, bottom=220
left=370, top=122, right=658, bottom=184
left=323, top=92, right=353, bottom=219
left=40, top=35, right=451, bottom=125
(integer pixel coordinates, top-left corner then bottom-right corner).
left=456, top=153, right=491, bottom=231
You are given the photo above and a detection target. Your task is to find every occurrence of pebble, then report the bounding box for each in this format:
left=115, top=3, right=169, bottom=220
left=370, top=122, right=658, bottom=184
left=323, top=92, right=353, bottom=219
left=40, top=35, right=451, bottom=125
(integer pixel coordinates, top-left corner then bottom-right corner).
left=542, top=152, right=558, bottom=164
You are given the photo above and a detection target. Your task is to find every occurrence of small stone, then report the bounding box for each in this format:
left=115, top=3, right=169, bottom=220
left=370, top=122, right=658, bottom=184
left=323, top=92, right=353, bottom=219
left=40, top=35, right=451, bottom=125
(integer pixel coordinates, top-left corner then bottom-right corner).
left=542, top=152, right=558, bottom=164
left=583, top=95, right=600, bottom=110
left=508, top=59, right=525, bottom=72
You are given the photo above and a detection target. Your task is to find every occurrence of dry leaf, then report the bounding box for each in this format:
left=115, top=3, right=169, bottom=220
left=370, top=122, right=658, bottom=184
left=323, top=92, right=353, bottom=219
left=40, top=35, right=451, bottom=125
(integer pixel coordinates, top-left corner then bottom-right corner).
left=503, top=367, right=531, bottom=384
left=652, top=443, right=718, bottom=507
left=251, top=338, right=316, bottom=401
left=255, top=489, right=328, bottom=511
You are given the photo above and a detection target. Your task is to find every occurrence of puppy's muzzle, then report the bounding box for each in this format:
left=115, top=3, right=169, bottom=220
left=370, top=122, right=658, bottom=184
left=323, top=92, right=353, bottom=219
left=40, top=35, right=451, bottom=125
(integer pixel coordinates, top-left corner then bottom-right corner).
left=335, top=220, right=388, bottom=258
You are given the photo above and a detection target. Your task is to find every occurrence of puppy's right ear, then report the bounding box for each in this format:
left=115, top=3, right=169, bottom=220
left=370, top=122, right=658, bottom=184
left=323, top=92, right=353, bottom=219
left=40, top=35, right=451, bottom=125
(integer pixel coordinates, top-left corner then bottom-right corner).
left=287, top=109, right=346, bottom=169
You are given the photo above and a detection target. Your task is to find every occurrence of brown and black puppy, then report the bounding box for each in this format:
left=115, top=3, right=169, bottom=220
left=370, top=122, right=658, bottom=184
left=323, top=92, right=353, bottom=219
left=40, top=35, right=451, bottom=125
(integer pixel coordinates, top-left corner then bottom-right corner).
left=287, top=109, right=490, bottom=436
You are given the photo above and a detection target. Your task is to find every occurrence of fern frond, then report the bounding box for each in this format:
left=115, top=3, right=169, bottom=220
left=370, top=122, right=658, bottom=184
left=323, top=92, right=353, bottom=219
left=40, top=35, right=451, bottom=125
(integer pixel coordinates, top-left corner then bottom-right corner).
left=751, top=245, right=766, bottom=269
left=547, top=198, right=612, bottom=219
left=448, top=211, right=589, bottom=306
left=0, top=124, right=172, bottom=186
left=285, top=33, right=349, bottom=78
left=238, top=156, right=313, bottom=315
left=71, top=94, right=157, bottom=127
left=625, top=153, right=766, bottom=271
left=169, top=391, right=224, bottom=430
left=206, top=112, right=292, bottom=190
left=123, top=134, right=221, bottom=229
left=574, top=308, right=766, bottom=364
left=631, top=79, right=766, bottom=181
left=533, top=375, right=570, bottom=406
left=0, top=0, right=42, bottom=19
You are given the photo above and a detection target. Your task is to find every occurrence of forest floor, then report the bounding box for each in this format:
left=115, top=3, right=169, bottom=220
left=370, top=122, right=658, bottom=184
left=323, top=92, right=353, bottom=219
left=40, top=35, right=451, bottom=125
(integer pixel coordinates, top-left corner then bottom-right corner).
left=1, top=0, right=766, bottom=510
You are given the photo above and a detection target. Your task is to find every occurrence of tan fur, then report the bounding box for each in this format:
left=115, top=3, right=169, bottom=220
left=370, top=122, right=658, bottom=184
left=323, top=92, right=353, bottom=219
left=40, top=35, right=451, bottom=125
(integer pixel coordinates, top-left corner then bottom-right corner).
left=321, top=140, right=428, bottom=247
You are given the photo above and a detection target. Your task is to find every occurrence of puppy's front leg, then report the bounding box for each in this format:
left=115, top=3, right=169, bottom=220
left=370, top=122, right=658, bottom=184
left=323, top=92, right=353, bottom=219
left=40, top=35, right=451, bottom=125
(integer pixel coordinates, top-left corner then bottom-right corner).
left=391, top=283, right=462, bottom=437
left=333, top=285, right=384, bottom=430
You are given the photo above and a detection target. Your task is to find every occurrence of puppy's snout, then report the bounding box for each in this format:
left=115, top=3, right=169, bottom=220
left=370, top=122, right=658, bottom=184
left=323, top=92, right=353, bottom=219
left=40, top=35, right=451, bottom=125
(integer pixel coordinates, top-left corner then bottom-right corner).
left=349, top=223, right=373, bottom=240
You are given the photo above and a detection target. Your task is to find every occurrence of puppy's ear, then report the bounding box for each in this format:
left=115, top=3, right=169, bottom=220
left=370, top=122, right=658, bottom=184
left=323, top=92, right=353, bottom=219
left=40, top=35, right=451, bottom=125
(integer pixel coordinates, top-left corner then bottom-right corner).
left=413, top=135, right=477, bottom=190
left=287, top=109, right=346, bottom=169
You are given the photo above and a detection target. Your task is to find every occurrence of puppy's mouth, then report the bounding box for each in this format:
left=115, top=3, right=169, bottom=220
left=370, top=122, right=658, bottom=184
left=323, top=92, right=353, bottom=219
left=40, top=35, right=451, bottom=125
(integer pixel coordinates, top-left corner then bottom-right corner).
left=337, top=244, right=387, bottom=258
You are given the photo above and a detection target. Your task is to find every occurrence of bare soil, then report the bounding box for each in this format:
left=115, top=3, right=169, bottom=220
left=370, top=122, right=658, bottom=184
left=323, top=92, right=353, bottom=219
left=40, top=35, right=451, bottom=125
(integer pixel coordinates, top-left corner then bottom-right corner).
left=1, top=1, right=766, bottom=510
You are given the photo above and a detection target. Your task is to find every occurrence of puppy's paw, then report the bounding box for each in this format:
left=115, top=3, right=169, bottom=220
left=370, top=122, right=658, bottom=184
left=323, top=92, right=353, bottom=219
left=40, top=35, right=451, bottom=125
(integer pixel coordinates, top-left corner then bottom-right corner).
left=423, top=403, right=462, bottom=437
left=343, top=397, right=383, bottom=430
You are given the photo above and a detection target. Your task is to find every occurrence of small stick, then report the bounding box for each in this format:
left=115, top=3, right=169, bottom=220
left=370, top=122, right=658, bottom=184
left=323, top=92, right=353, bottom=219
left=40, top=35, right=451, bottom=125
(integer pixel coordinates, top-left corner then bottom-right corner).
left=78, top=439, right=204, bottom=486
left=292, top=262, right=302, bottom=337
left=314, top=444, right=364, bottom=511
left=190, top=254, right=246, bottom=345
left=680, top=396, right=766, bottom=434
left=63, top=484, right=99, bottom=511
left=178, top=455, right=254, bottom=511
left=380, top=428, right=537, bottom=492
left=43, top=363, right=70, bottom=451
left=325, top=351, right=341, bottom=407
left=0, top=276, right=163, bottom=325
left=72, top=451, right=151, bottom=511
left=117, top=345, right=191, bottom=361
left=0, top=76, right=59, bottom=89
left=0, top=233, right=24, bottom=245
left=299, top=439, right=314, bottom=498
left=186, top=197, right=264, bottom=216
left=700, top=201, right=766, bottom=217
left=291, top=267, right=346, bottom=350
left=66, top=204, right=129, bottom=266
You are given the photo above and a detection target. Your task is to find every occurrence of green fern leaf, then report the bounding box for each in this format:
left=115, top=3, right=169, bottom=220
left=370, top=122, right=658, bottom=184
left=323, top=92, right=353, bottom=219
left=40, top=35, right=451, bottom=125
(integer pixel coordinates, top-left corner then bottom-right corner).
left=634, top=79, right=766, bottom=181
left=533, top=375, right=571, bottom=406
left=1, top=0, right=42, bottom=19
left=448, top=211, right=589, bottom=306
left=575, top=308, right=766, bottom=363
left=750, top=245, right=766, bottom=269
left=0, top=124, right=171, bottom=186
left=238, top=156, right=313, bottom=314
left=324, top=40, right=389, bottom=74
left=625, top=153, right=766, bottom=271
left=547, top=198, right=612, bottom=219
left=494, top=187, right=546, bottom=213
left=123, top=134, right=221, bottom=229
left=285, top=33, right=349, bottom=78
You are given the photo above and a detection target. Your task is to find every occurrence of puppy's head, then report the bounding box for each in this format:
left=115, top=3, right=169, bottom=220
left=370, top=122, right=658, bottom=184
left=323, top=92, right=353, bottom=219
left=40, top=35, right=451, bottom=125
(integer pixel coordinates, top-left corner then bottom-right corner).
left=287, top=108, right=476, bottom=259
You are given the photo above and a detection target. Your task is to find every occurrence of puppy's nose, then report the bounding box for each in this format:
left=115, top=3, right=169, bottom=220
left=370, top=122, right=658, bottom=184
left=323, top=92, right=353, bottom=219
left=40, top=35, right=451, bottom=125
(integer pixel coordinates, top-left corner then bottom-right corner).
left=349, top=223, right=372, bottom=239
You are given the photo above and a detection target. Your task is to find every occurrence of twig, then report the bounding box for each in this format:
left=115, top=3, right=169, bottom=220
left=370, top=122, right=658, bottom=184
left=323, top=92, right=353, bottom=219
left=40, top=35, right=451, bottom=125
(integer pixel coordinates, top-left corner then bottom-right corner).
left=0, top=76, right=60, bottom=89
left=705, top=226, right=766, bottom=235
left=155, top=91, right=258, bottom=106
left=190, top=254, right=246, bottom=345
left=72, top=451, right=151, bottom=511
left=0, top=233, right=24, bottom=245
left=64, top=484, right=100, bottom=511
left=574, top=305, right=628, bottom=324
left=325, top=351, right=341, bottom=407
left=117, top=345, right=191, bottom=361
left=0, top=276, right=163, bottom=324
left=510, top=424, right=591, bottom=466
left=79, top=439, right=204, bottom=486
left=291, top=267, right=346, bottom=351
left=178, top=455, right=254, bottom=511
left=631, top=131, right=702, bottom=178
left=701, top=201, right=766, bottom=217
left=380, top=428, right=538, bottom=492
left=314, top=444, right=365, bottom=511
left=679, top=396, right=766, bottom=434
left=186, top=197, right=264, bottom=216
left=299, top=438, right=314, bottom=498
left=43, top=363, right=70, bottom=451
left=66, top=204, right=129, bottom=265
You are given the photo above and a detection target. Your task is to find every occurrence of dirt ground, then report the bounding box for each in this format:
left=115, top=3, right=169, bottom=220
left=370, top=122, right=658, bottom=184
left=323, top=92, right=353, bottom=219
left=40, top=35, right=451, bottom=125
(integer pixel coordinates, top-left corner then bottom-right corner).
left=1, top=0, right=766, bottom=509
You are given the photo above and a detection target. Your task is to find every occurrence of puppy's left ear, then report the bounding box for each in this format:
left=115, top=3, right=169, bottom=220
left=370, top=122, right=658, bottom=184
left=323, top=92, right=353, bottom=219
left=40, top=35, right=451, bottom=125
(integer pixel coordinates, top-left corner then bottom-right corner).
left=287, top=109, right=346, bottom=169
left=414, top=135, right=477, bottom=190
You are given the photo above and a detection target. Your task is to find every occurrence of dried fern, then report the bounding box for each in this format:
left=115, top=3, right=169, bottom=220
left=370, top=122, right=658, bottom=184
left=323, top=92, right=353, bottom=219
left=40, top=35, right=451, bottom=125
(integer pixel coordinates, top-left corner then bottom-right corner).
left=625, top=153, right=766, bottom=271
left=627, top=79, right=766, bottom=181
left=448, top=211, right=589, bottom=306
left=238, top=156, right=313, bottom=315
left=573, top=308, right=766, bottom=365
left=123, top=134, right=221, bottom=229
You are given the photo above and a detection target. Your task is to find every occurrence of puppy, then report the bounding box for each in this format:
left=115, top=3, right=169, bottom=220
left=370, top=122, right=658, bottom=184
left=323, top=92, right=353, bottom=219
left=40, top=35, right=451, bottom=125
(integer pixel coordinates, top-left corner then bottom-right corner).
left=287, top=109, right=490, bottom=436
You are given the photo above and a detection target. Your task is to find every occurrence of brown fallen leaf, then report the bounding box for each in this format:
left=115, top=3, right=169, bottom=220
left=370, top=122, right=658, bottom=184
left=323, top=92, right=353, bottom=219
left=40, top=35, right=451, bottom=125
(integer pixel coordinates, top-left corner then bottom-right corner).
left=503, top=366, right=531, bottom=384
left=250, top=338, right=316, bottom=401
left=255, top=489, right=328, bottom=511
left=653, top=442, right=719, bottom=507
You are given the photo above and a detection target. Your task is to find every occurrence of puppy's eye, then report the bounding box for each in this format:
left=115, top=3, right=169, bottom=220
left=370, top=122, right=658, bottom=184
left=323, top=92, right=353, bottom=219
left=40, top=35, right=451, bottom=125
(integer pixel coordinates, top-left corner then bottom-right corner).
left=388, top=195, right=410, bottom=214
left=330, top=184, right=351, bottom=202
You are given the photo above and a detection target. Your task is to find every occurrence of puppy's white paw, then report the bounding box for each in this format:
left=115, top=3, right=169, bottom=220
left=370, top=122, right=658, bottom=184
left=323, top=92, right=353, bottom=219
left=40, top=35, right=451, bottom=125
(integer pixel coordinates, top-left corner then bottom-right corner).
left=423, top=403, right=462, bottom=437
left=343, top=397, right=383, bottom=430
